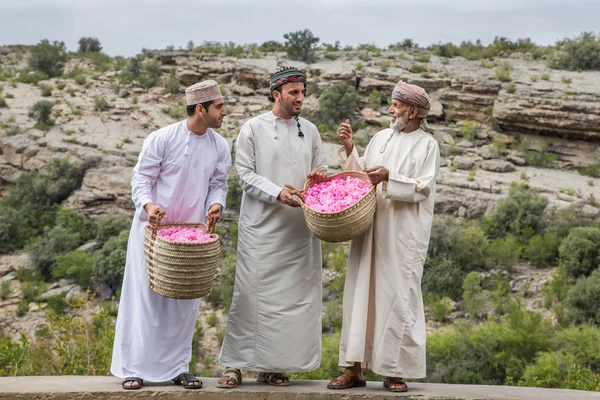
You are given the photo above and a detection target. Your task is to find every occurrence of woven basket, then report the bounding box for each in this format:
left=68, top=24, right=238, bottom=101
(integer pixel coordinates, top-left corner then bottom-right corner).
left=287, top=171, right=377, bottom=243
left=143, top=220, right=220, bottom=299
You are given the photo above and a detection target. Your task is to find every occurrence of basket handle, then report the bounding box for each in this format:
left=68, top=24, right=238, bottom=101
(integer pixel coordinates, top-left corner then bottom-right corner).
left=284, top=184, right=298, bottom=191
left=207, top=218, right=217, bottom=235
left=150, top=213, right=164, bottom=241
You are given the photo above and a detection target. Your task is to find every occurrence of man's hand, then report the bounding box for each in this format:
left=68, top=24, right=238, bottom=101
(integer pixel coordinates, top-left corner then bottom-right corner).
left=307, top=168, right=327, bottom=182
left=365, top=166, right=389, bottom=185
left=206, top=203, right=223, bottom=231
left=144, top=202, right=167, bottom=225
left=277, top=189, right=304, bottom=207
left=337, top=119, right=354, bottom=155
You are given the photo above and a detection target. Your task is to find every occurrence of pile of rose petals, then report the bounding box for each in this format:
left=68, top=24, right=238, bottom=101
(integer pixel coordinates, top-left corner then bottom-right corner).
left=157, top=227, right=213, bottom=243
left=304, top=177, right=371, bottom=213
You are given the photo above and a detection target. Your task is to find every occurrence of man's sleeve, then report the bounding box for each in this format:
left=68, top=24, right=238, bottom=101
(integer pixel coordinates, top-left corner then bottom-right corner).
left=131, top=133, right=163, bottom=222
left=205, top=138, right=232, bottom=212
left=236, top=122, right=283, bottom=203
left=381, top=140, right=440, bottom=203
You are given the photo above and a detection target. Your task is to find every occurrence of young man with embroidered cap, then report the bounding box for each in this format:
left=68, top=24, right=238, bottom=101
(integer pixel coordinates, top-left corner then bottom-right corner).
left=111, top=80, right=231, bottom=390
left=217, top=67, right=327, bottom=388
left=327, top=81, right=440, bottom=393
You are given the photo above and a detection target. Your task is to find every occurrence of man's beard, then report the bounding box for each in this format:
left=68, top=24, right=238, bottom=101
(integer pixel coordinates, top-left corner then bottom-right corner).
left=390, top=112, right=409, bottom=132
left=282, top=100, right=302, bottom=117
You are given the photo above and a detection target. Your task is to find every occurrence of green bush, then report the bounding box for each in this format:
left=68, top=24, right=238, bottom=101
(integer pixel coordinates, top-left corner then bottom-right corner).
left=522, top=352, right=566, bottom=388
left=494, top=62, right=512, bottom=82
left=318, top=83, right=361, bottom=127
left=579, top=163, right=600, bottom=178
left=27, top=225, right=81, bottom=280
left=93, top=230, right=129, bottom=290
left=526, top=233, right=561, bottom=267
left=93, top=96, right=110, bottom=111
left=0, top=206, right=26, bottom=253
left=46, top=293, right=69, bottom=314
left=29, top=40, right=68, bottom=77
left=565, top=269, right=600, bottom=324
left=78, top=37, right=102, bottom=53
left=206, top=311, right=219, bottom=327
left=550, top=32, right=600, bottom=71
left=28, top=100, right=54, bottom=127
left=459, top=120, right=479, bottom=140
left=427, top=216, right=463, bottom=261
left=485, top=182, right=548, bottom=241
left=559, top=227, right=600, bottom=278
left=165, top=68, right=179, bottom=94
left=485, top=235, right=519, bottom=271
left=95, top=214, right=131, bottom=247
left=462, top=272, right=486, bottom=318
left=0, top=97, right=7, bottom=108
left=368, top=89, right=383, bottom=110
left=226, top=176, right=243, bottom=213
left=53, top=251, right=94, bottom=289
left=207, top=253, right=236, bottom=311
left=283, top=29, right=320, bottom=63
left=55, top=207, right=95, bottom=243
left=455, top=224, right=489, bottom=271
left=1, top=281, right=11, bottom=300
left=422, top=258, right=463, bottom=300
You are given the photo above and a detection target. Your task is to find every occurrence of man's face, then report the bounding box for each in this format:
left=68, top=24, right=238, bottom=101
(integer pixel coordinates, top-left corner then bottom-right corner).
left=388, top=99, right=413, bottom=132
left=275, top=82, right=306, bottom=117
left=201, top=98, right=227, bottom=128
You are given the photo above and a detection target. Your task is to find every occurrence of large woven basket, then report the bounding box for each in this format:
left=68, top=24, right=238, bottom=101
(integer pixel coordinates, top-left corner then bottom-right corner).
left=143, top=220, right=220, bottom=299
left=288, top=171, right=377, bottom=243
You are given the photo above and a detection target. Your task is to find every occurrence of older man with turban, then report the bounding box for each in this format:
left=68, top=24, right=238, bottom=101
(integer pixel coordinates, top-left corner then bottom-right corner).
left=327, top=81, right=440, bottom=393
left=217, top=67, right=327, bottom=388
left=111, top=80, right=231, bottom=390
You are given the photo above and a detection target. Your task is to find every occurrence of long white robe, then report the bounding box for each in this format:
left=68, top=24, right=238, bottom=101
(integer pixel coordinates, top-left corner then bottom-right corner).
left=338, top=128, right=440, bottom=378
left=219, top=111, right=326, bottom=372
left=111, top=120, right=231, bottom=381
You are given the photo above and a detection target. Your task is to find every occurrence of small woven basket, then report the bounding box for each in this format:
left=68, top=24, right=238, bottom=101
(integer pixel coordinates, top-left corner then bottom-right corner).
left=287, top=171, right=377, bottom=243
left=143, top=219, right=220, bottom=299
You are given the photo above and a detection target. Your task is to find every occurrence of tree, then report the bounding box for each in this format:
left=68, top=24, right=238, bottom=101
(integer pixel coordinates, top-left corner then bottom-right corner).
left=565, top=269, right=600, bottom=324
left=78, top=37, right=102, bottom=53
left=559, top=227, right=600, bottom=278
left=283, top=29, right=320, bottom=63
left=318, top=83, right=361, bottom=127
left=29, top=39, right=68, bottom=77
left=28, top=100, right=54, bottom=126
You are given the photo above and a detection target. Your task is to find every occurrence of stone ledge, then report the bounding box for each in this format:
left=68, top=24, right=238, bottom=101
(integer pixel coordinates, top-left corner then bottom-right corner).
left=0, top=377, right=596, bottom=400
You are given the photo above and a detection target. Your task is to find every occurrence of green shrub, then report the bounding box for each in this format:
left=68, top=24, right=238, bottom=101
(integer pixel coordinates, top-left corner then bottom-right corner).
left=355, top=62, right=364, bottom=71
left=485, top=235, right=519, bottom=271
left=28, top=100, right=54, bottom=126
left=423, top=258, right=464, bottom=300
left=207, top=253, right=236, bottom=311
left=522, top=352, right=566, bottom=388
left=579, top=163, right=600, bottom=178
left=494, top=62, right=512, bottom=82
left=411, top=63, right=427, bottom=73
left=27, top=225, right=81, bottom=280
left=1, top=281, right=11, bottom=300
left=0, top=206, right=26, bottom=253
left=283, top=29, right=319, bottom=63
left=74, top=75, right=86, bottom=85
left=55, top=207, right=94, bottom=242
left=368, top=89, right=383, bottom=110
left=455, top=224, right=489, bottom=271
left=559, top=227, right=600, bottom=278
left=565, top=269, right=600, bottom=324
left=485, top=182, right=548, bottom=240
left=40, top=84, right=53, bottom=97
left=526, top=233, right=561, bottom=267
left=549, top=32, right=600, bottom=71
left=138, top=59, right=161, bottom=89
left=78, top=37, right=102, bottom=53
left=0, top=97, right=7, bottom=108
left=226, top=176, right=243, bottom=213
left=459, top=120, right=479, bottom=140
left=415, top=54, right=431, bottom=63
left=322, top=297, right=343, bottom=332
left=165, top=68, right=179, bottom=94
left=375, top=59, right=392, bottom=72
left=206, top=311, right=219, bottom=327
left=521, top=140, right=556, bottom=167
left=428, top=216, right=462, bottom=261
left=46, top=293, right=69, bottom=314
left=53, top=251, right=94, bottom=289
left=95, top=214, right=131, bottom=247
left=29, top=40, right=68, bottom=77
left=16, top=300, right=29, bottom=317
left=93, top=96, right=110, bottom=111
left=318, top=83, right=361, bottom=127
left=93, top=230, right=129, bottom=290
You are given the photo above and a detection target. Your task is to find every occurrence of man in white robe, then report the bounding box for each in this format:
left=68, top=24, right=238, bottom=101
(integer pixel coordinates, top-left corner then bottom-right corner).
left=327, top=81, right=440, bottom=393
left=217, top=67, right=327, bottom=388
left=111, top=80, right=231, bottom=390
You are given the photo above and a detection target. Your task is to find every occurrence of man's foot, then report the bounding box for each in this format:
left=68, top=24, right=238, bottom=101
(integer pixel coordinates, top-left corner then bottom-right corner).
left=257, top=372, right=291, bottom=386
left=327, top=368, right=366, bottom=390
left=217, top=368, right=242, bottom=389
left=122, top=377, right=143, bottom=390
left=172, top=373, right=202, bottom=389
left=383, top=377, right=408, bottom=392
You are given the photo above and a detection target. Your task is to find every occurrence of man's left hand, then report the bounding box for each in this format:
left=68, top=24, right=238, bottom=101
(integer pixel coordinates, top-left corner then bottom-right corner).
left=307, top=168, right=327, bottom=181
left=365, top=166, right=389, bottom=185
left=206, top=203, right=223, bottom=230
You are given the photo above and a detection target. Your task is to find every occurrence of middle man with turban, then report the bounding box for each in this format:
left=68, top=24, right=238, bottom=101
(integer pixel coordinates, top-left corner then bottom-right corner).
left=217, top=67, right=327, bottom=388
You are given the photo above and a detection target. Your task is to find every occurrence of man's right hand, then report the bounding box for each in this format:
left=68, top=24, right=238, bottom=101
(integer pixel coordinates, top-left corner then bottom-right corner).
left=337, top=119, right=354, bottom=156
left=277, top=189, right=303, bottom=208
left=144, top=202, right=167, bottom=225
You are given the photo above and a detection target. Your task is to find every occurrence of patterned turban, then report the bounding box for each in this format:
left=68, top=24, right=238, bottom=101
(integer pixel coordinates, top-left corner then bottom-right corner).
left=185, top=80, right=222, bottom=106
left=392, top=81, right=431, bottom=118
left=269, top=67, right=307, bottom=93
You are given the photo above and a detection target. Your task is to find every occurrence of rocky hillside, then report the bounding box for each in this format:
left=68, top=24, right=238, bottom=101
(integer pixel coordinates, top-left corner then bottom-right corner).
left=1, top=44, right=600, bottom=380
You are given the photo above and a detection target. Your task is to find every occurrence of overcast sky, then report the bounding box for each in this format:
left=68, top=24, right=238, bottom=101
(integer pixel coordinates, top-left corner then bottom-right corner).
left=1, top=0, right=599, bottom=56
